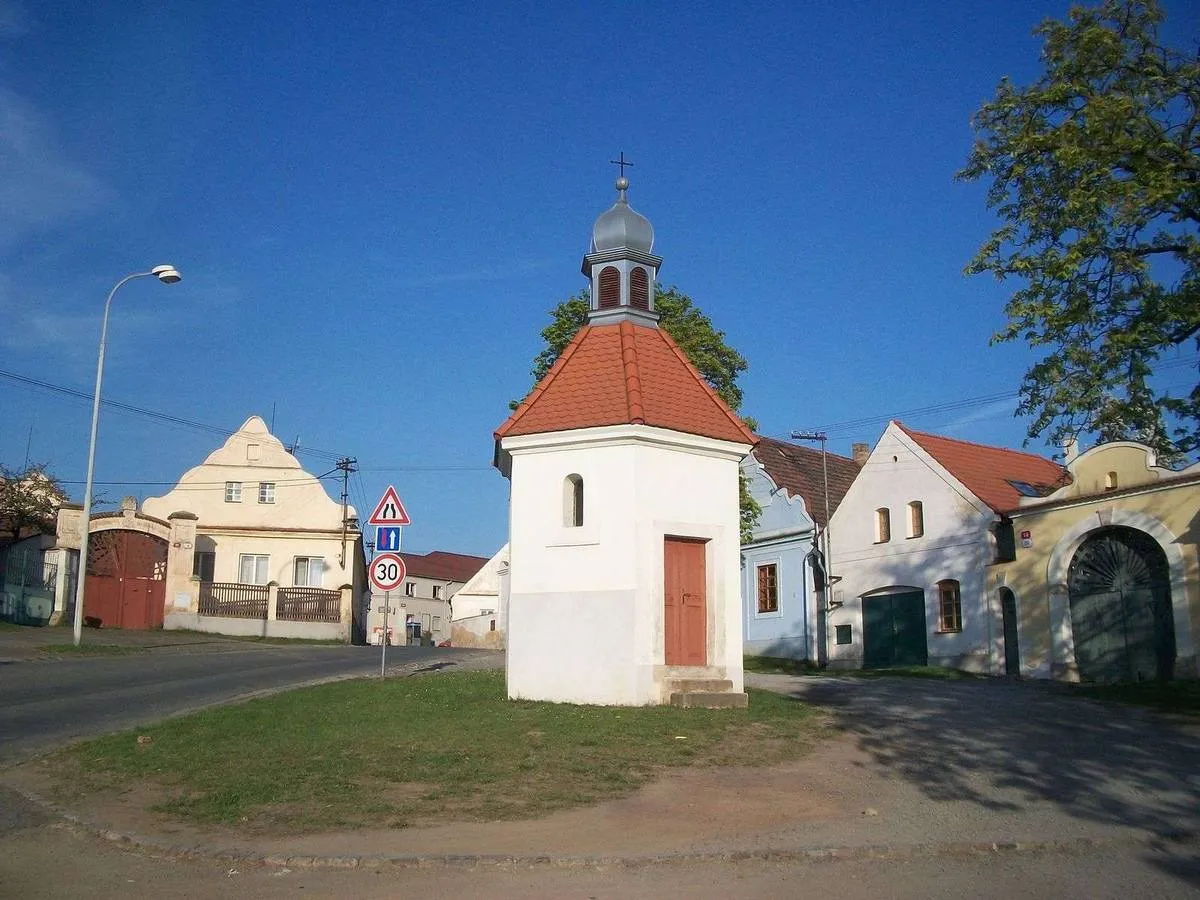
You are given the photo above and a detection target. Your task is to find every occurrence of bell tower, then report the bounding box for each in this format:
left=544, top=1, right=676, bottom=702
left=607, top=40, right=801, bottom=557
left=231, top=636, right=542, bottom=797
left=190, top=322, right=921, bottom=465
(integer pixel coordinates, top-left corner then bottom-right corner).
left=581, top=154, right=663, bottom=326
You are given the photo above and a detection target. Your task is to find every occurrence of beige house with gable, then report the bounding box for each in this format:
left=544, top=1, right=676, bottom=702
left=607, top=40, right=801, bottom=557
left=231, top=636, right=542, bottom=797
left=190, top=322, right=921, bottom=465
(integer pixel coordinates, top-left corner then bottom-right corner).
left=54, top=415, right=366, bottom=640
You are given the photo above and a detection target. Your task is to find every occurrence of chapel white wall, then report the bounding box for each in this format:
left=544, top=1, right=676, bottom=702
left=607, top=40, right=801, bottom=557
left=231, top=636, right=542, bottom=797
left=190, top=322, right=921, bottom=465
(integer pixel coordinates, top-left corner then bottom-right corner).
left=504, top=427, right=746, bottom=705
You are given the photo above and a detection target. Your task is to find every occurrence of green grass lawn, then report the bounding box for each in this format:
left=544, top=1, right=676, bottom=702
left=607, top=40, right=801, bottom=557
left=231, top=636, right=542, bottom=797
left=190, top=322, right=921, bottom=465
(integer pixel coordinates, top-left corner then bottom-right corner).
left=38, top=644, right=142, bottom=657
left=744, top=655, right=981, bottom=680
left=57, top=670, right=825, bottom=834
left=1067, top=680, right=1200, bottom=716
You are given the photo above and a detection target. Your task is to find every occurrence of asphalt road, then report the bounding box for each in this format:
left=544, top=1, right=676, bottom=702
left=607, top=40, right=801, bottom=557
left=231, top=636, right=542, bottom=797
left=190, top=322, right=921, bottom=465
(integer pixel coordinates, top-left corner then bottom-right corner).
left=0, top=641, right=485, bottom=765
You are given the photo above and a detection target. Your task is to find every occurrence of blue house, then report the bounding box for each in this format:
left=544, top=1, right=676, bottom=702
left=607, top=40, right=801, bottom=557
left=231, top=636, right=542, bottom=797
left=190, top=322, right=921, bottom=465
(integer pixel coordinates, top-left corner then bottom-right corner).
left=741, top=436, right=863, bottom=661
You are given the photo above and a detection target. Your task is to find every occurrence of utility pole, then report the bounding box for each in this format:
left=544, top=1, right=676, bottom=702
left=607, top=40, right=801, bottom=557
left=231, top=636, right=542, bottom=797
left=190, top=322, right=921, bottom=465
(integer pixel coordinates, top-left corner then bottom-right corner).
left=792, top=430, right=833, bottom=667
left=336, top=456, right=358, bottom=569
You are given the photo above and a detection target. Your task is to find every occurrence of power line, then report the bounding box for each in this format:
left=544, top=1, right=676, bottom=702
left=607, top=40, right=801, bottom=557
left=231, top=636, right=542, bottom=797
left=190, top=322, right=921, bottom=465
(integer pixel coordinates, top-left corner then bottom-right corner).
left=0, top=367, right=345, bottom=461
left=809, top=357, right=1197, bottom=437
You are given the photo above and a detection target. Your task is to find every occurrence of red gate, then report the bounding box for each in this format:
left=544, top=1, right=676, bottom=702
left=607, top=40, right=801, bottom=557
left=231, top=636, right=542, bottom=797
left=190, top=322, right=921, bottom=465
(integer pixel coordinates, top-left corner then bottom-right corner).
left=84, top=530, right=168, bottom=630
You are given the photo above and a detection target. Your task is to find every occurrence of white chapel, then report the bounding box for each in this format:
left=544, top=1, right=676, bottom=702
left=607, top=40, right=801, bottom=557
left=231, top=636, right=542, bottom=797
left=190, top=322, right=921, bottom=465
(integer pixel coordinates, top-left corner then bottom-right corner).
left=494, top=173, right=756, bottom=706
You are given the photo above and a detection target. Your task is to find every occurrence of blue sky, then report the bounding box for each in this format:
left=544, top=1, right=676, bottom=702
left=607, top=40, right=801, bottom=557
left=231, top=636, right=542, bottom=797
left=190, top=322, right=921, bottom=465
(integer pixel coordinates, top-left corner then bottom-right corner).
left=1, top=1, right=1196, bottom=557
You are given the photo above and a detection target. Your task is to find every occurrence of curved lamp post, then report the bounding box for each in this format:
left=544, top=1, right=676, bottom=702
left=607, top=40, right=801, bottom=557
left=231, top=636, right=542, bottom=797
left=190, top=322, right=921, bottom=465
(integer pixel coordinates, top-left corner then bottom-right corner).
left=72, top=265, right=182, bottom=646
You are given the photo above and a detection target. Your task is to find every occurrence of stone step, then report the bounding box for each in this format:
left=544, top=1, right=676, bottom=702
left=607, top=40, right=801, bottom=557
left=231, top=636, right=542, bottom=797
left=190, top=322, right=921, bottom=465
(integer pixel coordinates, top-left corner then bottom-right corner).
left=666, top=679, right=734, bottom=694
left=670, top=691, right=749, bottom=709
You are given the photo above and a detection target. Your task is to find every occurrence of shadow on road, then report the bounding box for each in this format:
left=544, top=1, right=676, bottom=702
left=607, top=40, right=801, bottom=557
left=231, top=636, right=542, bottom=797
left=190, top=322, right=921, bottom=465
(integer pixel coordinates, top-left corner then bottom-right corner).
left=776, top=677, right=1200, bottom=837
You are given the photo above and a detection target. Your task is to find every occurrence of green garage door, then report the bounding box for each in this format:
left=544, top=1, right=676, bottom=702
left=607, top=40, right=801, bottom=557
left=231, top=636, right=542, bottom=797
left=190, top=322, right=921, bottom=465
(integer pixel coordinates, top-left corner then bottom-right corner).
left=863, top=591, right=928, bottom=668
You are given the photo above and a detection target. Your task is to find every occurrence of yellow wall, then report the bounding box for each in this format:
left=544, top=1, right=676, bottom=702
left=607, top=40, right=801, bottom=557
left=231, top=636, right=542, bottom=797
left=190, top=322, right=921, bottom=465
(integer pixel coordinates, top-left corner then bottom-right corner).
left=994, top=443, right=1199, bottom=680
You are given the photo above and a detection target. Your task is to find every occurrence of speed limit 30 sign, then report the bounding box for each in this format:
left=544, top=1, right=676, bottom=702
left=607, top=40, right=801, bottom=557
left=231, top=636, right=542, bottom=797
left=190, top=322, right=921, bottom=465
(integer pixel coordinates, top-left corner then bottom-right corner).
left=369, top=552, right=407, bottom=592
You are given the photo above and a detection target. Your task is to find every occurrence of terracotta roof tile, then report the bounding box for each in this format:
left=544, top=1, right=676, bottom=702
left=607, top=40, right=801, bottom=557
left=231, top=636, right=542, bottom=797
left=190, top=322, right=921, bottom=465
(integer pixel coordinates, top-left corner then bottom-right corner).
left=896, top=423, right=1069, bottom=514
left=496, top=321, right=756, bottom=445
left=398, top=550, right=490, bottom=583
left=752, top=436, right=862, bottom=529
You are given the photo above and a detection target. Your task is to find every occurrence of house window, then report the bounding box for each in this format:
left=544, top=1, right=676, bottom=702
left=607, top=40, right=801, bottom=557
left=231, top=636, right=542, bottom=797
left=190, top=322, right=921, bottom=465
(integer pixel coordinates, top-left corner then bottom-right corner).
left=432, top=616, right=441, bottom=633
left=598, top=266, right=620, bottom=308
left=433, top=585, right=443, bottom=600
left=293, top=557, right=324, bottom=587
left=404, top=581, right=415, bottom=597
left=907, top=501, right=924, bottom=538
left=630, top=267, right=649, bottom=309
left=563, top=474, right=584, bottom=527
left=937, top=580, right=962, bottom=633
left=192, top=551, right=215, bottom=582
left=225, top=482, right=242, bottom=503
left=238, top=554, right=270, bottom=585
left=258, top=482, right=276, bottom=504
left=875, top=508, right=891, bottom=543
left=835, top=624, right=852, bottom=645
left=756, top=563, right=779, bottom=614
left=1105, top=471, right=1118, bottom=491
left=490, top=619, right=496, bottom=632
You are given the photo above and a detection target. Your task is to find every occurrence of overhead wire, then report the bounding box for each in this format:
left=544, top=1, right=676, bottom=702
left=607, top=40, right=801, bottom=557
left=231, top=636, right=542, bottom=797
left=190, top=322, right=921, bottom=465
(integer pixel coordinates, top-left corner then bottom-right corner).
left=0, top=367, right=345, bottom=462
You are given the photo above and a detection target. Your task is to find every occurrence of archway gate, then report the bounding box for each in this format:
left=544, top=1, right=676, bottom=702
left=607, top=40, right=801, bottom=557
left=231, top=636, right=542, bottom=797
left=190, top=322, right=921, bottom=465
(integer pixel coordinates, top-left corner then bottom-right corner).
left=1067, top=526, right=1175, bottom=682
left=84, top=529, right=168, bottom=629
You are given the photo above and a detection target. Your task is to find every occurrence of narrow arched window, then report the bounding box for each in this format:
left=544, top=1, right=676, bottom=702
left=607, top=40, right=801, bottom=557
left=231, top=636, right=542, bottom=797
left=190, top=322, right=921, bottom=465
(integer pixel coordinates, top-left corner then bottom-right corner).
left=875, top=508, right=891, bottom=543
left=563, top=474, right=584, bottom=527
left=598, top=267, right=620, bottom=308
left=907, top=501, right=924, bottom=538
left=630, top=267, right=649, bottom=309
left=1104, top=471, right=1118, bottom=491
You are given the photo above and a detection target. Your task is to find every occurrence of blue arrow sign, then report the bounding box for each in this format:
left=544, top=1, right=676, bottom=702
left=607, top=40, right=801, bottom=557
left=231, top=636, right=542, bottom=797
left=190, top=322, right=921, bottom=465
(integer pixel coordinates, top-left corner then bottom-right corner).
left=375, top=526, right=401, bottom=552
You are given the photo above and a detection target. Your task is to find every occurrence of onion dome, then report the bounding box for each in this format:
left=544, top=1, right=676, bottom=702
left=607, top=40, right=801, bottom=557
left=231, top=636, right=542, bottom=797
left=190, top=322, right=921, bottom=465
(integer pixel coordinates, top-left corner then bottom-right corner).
left=591, top=177, right=654, bottom=253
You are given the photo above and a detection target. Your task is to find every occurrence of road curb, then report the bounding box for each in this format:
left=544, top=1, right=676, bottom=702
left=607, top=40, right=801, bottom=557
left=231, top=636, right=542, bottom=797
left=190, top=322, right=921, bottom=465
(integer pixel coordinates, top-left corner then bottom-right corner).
left=10, top=777, right=1192, bottom=871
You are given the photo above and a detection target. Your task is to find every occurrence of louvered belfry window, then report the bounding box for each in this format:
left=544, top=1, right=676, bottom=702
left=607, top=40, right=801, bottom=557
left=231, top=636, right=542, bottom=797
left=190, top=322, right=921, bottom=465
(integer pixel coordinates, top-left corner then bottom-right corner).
left=630, top=267, right=649, bottom=309
left=598, top=266, right=620, bottom=308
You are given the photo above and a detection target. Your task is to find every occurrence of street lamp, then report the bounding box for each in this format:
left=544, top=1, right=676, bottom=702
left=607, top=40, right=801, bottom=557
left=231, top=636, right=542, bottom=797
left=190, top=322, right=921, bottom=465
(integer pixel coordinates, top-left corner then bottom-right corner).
left=72, top=265, right=182, bottom=646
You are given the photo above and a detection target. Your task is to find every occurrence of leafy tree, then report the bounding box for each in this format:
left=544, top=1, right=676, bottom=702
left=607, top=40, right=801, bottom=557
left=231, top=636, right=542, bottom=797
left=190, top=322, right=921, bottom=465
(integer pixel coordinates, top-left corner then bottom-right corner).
left=0, top=464, right=67, bottom=546
left=959, top=0, right=1199, bottom=456
left=521, top=285, right=762, bottom=540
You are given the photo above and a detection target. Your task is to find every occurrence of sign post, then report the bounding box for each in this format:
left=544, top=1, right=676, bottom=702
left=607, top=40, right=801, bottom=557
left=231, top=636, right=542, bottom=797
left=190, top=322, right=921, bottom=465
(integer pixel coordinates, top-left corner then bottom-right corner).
left=368, top=485, right=411, bottom=677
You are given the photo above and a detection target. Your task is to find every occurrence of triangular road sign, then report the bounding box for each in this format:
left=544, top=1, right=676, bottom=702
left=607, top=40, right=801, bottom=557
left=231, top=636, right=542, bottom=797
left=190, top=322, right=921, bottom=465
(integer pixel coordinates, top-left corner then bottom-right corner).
left=368, top=485, right=411, bottom=526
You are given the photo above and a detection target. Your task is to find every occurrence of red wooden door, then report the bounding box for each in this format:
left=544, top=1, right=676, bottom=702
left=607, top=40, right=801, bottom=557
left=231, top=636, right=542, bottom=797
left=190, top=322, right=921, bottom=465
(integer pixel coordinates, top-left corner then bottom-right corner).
left=85, top=531, right=167, bottom=629
left=664, top=537, right=706, bottom=666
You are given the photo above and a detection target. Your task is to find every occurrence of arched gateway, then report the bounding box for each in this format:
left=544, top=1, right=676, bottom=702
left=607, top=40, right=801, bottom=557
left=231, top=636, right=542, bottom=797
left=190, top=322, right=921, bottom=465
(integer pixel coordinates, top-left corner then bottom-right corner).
left=84, top=529, right=169, bottom=630
left=1067, top=526, right=1175, bottom=682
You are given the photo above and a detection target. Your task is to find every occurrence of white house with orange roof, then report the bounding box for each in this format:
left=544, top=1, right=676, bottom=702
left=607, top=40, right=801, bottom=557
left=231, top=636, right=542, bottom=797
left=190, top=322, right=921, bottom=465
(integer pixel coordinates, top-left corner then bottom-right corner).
left=826, top=421, right=1066, bottom=675
left=494, top=174, right=756, bottom=707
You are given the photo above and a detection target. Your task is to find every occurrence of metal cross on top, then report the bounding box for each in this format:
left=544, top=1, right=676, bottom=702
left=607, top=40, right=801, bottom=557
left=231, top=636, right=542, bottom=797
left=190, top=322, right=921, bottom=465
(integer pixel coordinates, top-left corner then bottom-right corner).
left=609, top=151, right=634, bottom=177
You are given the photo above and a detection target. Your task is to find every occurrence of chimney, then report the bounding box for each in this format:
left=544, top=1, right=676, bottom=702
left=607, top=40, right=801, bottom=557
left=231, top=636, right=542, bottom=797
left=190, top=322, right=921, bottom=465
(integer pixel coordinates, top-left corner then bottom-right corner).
left=1062, top=437, right=1079, bottom=463
left=852, top=442, right=870, bottom=466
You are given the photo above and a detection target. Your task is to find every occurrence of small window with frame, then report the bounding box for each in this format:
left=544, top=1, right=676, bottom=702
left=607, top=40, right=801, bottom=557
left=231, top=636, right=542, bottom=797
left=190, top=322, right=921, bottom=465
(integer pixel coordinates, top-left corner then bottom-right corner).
left=238, top=554, right=270, bottom=585
left=937, top=579, right=962, bottom=633
left=563, top=474, right=584, bottom=527
left=258, top=482, right=276, bottom=504
left=293, top=556, right=324, bottom=587
left=875, top=508, right=891, bottom=543
left=225, top=481, right=243, bottom=503
left=907, top=501, right=924, bottom=538
left=756, top=563, right=779, bottom=614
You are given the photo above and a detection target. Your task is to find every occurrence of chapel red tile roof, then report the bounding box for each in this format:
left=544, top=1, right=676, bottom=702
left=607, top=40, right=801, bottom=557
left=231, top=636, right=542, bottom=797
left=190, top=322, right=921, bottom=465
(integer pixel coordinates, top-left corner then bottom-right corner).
left=398, top=551, right=490, bottom=584
left=896, top=422, right=1069, bottom=514
left=495, top=320, right=757, bottom=445
left=752, top=436, right=862, bottom=529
